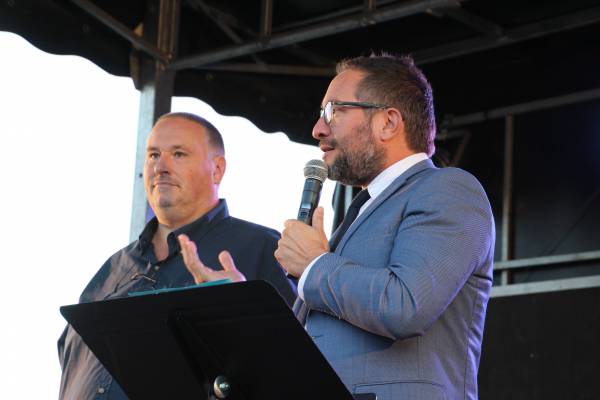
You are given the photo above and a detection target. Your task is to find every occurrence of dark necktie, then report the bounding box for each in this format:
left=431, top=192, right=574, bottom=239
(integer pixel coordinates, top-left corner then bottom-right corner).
left=329, top=189, right=371, bottom=252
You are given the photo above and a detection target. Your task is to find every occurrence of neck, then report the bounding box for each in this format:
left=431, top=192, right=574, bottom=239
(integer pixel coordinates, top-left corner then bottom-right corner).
left=155, top=198, right=219, bottom=231
left=384, top=149, right=418, bottom=169
left=150, top=199, right=219, bottom=261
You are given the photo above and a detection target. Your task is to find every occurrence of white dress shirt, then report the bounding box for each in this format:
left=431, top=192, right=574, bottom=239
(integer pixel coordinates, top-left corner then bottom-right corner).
left=297, top=152, right=429, bottom=300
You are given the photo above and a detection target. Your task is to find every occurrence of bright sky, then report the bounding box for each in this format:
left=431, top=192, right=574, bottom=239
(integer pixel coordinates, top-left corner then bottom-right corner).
left=0, top=31, right=335, bottom=399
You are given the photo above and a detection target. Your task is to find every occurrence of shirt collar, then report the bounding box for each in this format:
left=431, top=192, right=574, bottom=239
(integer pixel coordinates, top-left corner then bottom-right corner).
left=172, top=198, right=229, bottom=239
left=367, top=152, right=429, bottom=201
left=137, top=199, right=229, bottom=254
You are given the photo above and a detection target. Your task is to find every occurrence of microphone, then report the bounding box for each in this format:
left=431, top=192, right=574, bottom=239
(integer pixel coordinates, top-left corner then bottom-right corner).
left=297, top=159, right=328, bottom=224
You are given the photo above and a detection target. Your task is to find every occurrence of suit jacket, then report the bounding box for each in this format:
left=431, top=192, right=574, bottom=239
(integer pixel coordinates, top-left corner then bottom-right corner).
left=296, top=159, right=495, bottom=400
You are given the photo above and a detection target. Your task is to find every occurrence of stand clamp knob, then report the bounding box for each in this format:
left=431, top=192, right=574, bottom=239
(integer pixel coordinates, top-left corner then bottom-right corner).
left=213, top=375, right=231, bottom=399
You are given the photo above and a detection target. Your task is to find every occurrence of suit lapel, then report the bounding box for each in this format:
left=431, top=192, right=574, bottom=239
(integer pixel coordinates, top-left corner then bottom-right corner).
left=333, top=159, right=435, bottom=253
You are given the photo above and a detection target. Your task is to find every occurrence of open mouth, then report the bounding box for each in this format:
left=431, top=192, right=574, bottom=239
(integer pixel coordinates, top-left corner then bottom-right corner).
left=320, top=142, right=335, bottom=153
left=320, top=142, right=336, bottom=162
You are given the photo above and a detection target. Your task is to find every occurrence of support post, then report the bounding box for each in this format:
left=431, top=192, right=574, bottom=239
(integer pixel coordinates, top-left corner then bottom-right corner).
left=500, top=114, right=515, bottom=285
left=130, top=0, right=180, bottom=241
left=260, top=0, right=273, bottom=38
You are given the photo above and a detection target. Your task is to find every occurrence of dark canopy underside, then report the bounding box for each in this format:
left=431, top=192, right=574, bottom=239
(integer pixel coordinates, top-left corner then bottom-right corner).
left=2, top=0, right=600, bottom=145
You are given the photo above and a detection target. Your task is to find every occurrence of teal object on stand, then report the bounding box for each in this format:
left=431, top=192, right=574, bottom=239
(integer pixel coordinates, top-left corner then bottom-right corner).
left=128, top=279, right=232, bottom=297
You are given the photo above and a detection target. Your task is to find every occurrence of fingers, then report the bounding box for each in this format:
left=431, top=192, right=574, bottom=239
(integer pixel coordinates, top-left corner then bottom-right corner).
left=178, top=234, right=208, bottom=284
left=274, top=241, right=308, bottom=277
left=179, top=235, right=200, bottom=267
left=312, top=207, right=325, bottom=233
left=218, top=250, right=246, bottom=282
left=218, top=250, right=236, bottom=271
left=178, top=234, right=246, bottom=285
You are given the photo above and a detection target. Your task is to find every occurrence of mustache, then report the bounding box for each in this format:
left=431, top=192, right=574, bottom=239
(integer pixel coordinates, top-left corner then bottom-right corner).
left=320, top=139, right=338, bottom=150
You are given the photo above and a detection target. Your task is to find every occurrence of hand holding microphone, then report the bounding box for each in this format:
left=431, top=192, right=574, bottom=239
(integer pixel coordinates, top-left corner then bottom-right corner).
left=275, top=160, right=329, bottom=278
left=297, top=159, right=328, bottom=224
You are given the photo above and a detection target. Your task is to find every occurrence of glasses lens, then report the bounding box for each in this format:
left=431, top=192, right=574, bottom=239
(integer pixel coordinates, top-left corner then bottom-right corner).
left=324, top=102, right=333, bottom=124
left=319, top=102, right=332, bottom=124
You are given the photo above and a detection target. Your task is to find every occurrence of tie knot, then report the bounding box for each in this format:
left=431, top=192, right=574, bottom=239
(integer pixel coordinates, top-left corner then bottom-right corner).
left=349, top=189, right=371, bottom=210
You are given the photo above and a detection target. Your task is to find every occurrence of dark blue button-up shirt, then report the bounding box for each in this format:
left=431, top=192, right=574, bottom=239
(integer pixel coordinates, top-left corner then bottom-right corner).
left=58, top=199, right=296, bottom=399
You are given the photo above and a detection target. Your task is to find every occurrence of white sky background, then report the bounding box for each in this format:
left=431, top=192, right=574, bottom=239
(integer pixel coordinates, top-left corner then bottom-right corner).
left=0, top=31, right=334, bottom=399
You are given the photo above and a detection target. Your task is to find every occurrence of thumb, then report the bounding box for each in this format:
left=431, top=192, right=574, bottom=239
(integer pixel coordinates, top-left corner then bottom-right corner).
left=218, top=250, right=246, bottom=282
left=218, top=250, right=237, bottom=271
left=312, top=206, right=325, bottom=233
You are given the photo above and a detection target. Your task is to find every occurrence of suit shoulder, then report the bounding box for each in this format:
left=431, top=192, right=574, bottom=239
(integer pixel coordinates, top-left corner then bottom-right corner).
left=407, top=166, right=492, bottom=213
left=418, top=165, right=485, bottom=192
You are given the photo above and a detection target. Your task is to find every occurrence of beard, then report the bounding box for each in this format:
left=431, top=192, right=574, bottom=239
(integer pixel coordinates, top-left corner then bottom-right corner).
left=327, top=123, right=386, bottom=186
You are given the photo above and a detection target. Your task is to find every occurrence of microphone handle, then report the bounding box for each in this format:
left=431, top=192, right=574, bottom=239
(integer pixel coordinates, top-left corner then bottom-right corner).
left=297, top=178, right=323, bottom=224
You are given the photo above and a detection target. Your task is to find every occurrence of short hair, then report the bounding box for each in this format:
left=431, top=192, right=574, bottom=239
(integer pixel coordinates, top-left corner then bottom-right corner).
left=336, top=53, right=436, bottom=156
left=156, top=112, right=225, bottom=155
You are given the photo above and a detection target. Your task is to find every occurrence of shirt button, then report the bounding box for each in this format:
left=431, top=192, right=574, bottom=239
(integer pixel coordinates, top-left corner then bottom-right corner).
left=97, top=387, right=106, bottom=394
left=154, top=265, right=160, bottom=271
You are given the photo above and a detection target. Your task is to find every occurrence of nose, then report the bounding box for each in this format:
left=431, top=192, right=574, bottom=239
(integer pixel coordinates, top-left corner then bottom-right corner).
left=152, top=154, right=172, bottom=175
left=312, top=116, right=331, bottom=140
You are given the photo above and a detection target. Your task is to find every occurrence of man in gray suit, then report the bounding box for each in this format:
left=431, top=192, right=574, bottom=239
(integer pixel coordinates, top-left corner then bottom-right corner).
left=275, top=54, right=495, bottom=399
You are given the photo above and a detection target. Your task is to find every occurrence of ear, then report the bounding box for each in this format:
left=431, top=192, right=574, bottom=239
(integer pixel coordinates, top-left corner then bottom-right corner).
left=377, top=107, right=404, bottom=142
left=212, top=155, right=226, bottom=184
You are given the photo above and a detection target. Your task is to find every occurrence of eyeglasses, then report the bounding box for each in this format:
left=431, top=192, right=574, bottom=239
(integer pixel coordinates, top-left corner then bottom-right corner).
left=319, top=101, right=388, bottom=125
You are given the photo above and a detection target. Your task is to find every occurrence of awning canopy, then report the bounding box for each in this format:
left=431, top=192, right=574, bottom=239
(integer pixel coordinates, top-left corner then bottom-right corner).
left=2, top=0, right=600, bottom=145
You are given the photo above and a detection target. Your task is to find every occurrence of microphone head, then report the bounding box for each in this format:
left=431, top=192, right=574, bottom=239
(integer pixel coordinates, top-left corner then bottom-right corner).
left=304, top=159, right=328, bottom=183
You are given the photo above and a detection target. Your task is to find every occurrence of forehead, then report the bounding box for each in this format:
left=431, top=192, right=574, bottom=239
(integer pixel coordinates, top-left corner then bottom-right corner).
left=147, top=117, right=208, bottom=148
left=322, top=69, right=366, bottom=104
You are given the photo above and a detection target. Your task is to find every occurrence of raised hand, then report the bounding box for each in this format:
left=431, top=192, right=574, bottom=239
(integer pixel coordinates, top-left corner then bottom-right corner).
left=178, top=234, right=246, bottom=284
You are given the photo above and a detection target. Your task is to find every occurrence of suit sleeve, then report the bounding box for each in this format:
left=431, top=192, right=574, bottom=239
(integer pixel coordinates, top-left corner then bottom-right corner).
left=302, top=169, right=494, bottom=340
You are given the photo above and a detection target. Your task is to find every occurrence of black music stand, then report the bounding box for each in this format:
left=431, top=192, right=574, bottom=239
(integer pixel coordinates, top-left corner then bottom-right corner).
left=60, top=280, right=356, bottom=400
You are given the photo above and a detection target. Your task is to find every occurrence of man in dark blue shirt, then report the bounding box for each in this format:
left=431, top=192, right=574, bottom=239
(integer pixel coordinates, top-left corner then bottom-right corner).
left=58, top=112, right=296, bottom=399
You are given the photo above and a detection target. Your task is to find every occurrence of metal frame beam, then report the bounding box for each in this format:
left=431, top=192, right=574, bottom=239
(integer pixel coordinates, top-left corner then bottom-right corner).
left=174, top=4, right=600, bottom=76
left=414, top=5, right=600, bottom=65
left=185, top=0, right=256, bottom=37
left=364, top=0, right=377, bottom=14
left=260, top=0, right=274, bottom=38
left=169, top=0, right=461, bottom=70
left=494, top=250, right=600, bottom=271
left=441, top=87, right=600, bottom=129
left=186, top=0, right=328, bottom=67
left=438, top=7, right=503, bottom=37
left=187, top=0, right=245, bottom=44
left=274, top=0, right=414, bottom=31
left=491, top=275, right=600, bottom=298
left=285, top=44, right=335, bottom=66
left=70, top=0, right=169, bottom=62
left=186, top=0, right=265, bottom=65
left=193, top=62, right=333, bottom=76
left=449, top=130, right=470, bottom=167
